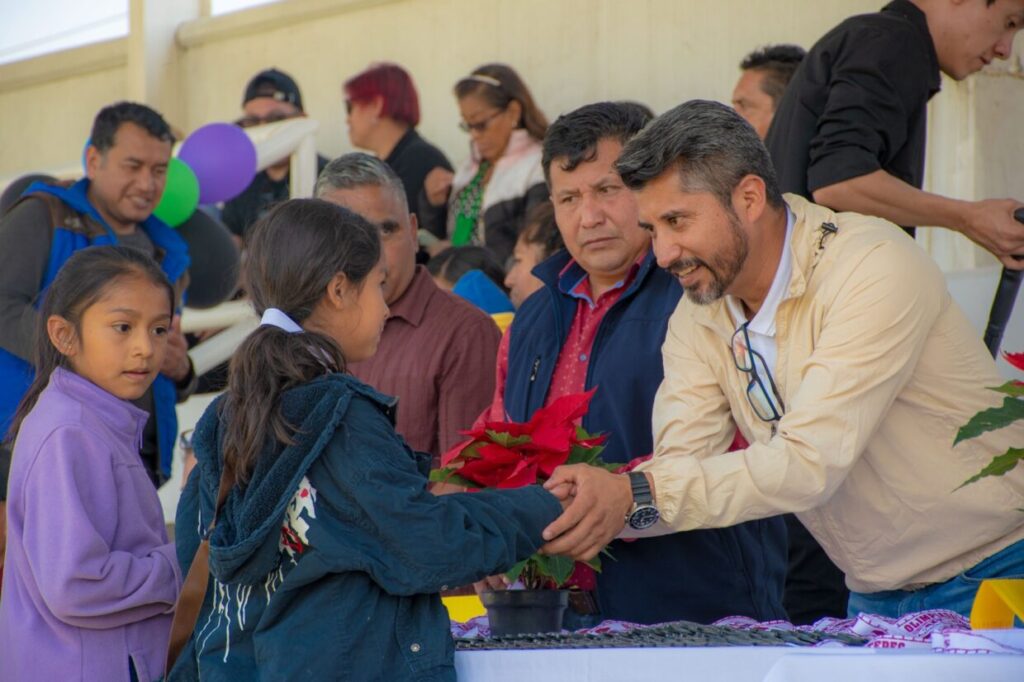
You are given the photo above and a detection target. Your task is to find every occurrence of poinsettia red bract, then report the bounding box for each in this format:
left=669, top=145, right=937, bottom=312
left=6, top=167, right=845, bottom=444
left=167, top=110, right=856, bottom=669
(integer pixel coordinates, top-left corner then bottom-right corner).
left=430, top=388, right=615, bottom=589
left=1004, top=351, right=1024, bottom=372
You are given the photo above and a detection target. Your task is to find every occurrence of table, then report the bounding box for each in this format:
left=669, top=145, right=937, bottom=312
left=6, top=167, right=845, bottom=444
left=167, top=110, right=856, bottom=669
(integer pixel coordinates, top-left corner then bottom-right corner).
left=454, top=645, right=1024, bottom=681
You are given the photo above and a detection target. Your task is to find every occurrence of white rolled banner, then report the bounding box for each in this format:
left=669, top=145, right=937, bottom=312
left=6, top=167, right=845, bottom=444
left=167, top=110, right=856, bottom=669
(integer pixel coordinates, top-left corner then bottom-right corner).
left=188, top=316, right=260, bottom=376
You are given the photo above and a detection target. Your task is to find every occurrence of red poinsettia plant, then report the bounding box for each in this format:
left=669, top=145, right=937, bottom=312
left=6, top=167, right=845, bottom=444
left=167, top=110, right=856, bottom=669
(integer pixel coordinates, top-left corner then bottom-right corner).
left=431, top=389, right=617, bottom=589
left=956, top=351, right=1024, bottom=494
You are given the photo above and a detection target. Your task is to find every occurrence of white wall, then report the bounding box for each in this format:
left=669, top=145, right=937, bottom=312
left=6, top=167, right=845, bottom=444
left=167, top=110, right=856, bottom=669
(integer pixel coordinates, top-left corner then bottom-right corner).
left=1, top=0, right=1022, bottom=272
left=176, top=0, right=883, bottom=168
left=0, top=57, right=126, bottom=175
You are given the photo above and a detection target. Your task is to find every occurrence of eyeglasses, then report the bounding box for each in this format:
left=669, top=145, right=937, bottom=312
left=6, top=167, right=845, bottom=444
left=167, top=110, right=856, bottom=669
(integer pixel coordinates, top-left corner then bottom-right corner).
left=730, top=322, right=785, bottom=422
left=235, top=111, right=300, bottom=129
left=459, top=109, right=504, bottom=133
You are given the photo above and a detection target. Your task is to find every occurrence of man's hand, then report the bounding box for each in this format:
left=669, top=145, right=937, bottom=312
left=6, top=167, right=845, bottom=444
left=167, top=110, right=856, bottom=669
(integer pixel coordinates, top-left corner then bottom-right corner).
left=539, top=464, right=633, bottom=561
left=424, top=167, right=454, bottom=207
left=961, top=199, right=1024, bottom=269
left=812, top=172, right=1024, bottom=269
left=161, top=315, right=191, bottom=382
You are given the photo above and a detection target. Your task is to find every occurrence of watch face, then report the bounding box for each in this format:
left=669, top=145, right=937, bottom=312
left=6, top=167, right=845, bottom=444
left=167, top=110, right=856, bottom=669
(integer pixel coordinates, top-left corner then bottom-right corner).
left=628, top=504, right=660, bottom=530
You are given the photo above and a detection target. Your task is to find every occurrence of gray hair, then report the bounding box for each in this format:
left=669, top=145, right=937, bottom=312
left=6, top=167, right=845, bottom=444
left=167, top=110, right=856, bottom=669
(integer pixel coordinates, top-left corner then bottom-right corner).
left=615, top=100, right=783, bottom=210
left=314, top=152, right=409, bottom=211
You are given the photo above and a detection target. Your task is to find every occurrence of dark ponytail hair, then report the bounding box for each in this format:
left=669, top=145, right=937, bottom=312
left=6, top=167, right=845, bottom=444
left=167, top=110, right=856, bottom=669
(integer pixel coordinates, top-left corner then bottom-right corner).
left=454, top=63, right=548, bottom=141
left=4, top=245, right=173, bottom=445
left=222, top=198, right=381, bottom=482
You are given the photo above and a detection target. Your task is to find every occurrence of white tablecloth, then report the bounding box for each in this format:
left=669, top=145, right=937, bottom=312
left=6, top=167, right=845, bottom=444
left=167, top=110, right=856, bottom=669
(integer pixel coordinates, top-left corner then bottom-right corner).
left=454, top=645, right=1024, bottom=681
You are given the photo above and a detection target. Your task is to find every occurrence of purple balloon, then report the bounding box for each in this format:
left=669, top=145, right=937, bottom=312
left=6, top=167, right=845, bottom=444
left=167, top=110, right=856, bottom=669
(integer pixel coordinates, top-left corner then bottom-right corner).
left=178, top=123, right=257, bottom=204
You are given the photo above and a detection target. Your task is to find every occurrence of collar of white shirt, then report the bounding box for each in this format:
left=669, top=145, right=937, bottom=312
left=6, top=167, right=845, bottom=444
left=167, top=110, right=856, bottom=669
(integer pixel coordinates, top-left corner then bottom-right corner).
left=725, top=206, right=795, bottom=336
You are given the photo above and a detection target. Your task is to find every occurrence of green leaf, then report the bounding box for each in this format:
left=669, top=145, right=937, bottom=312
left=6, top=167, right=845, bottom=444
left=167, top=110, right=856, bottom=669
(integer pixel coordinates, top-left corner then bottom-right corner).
left=505, top=558, right=529, bottom=583
left=991, top=381, right=1024, bottom=398
left=485, top=430, right=531, bottom=448
left=427, top=469, right=477, bottom=488
left=956, top=448, right=1024, bottom=490
left=565, top=445, right=593, bottom=465
left=954, top=397, right=1024, bottom=445
left=565, top=443, right=609, bottom=467
left=551, top=555, right=577, bottom=586
left=460, top=442, right=483, bottom=459
left=531, top=553, right=576, bottom=586
left=575, top=425, right=601, bottom=442
left=506, top=556, right=544, bottom=588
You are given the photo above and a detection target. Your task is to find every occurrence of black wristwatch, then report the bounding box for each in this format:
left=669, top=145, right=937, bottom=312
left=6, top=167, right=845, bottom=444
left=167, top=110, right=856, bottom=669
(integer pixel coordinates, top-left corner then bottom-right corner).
left=625, top=471, right=660, bottom=530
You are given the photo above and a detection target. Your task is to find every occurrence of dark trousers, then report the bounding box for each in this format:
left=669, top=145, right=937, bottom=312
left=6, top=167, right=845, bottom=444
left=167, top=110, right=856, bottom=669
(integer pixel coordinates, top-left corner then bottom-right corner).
left=782, top=514, right=849, bottom=624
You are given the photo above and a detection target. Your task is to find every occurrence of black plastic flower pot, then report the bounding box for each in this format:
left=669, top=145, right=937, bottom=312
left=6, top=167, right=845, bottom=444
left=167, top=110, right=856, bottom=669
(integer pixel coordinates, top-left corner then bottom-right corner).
left=480, top=589, right=569, bottom=637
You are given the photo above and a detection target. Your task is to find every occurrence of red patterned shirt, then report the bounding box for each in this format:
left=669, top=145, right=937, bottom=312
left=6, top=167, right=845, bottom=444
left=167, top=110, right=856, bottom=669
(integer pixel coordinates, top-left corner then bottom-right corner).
left=478, top=256, right=642, bottom=426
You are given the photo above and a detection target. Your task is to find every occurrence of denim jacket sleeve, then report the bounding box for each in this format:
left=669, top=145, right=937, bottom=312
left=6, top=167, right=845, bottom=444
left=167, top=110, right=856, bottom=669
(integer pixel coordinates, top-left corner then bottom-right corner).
left=307, top=394, right=562, bottom=596
left=174, top=466, right=204, bottom=577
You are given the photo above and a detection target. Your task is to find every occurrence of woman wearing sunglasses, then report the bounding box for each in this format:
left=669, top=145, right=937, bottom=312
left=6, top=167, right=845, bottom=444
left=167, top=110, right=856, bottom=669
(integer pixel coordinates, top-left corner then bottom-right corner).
left=420, top=63, right=549, bottom=265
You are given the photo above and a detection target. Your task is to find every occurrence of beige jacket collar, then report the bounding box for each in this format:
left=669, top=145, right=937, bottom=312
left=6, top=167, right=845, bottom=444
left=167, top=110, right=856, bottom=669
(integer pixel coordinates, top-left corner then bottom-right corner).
left=690, top=194, right=840, bottom=342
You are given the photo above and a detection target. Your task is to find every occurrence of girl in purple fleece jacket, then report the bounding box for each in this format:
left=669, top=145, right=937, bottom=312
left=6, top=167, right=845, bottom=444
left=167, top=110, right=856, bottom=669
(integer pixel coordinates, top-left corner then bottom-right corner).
left=0, top=246, right=182, bottom=682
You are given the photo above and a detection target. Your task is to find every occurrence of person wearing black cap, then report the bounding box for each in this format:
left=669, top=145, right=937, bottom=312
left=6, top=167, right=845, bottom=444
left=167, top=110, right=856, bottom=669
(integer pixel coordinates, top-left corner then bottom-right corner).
left=222, top=68, right=328, bottom=245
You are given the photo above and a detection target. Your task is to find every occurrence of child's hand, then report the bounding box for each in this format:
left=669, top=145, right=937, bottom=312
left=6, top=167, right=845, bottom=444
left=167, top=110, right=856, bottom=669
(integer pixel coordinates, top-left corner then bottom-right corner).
left=161, top=315, right=191, bottom=382
left=473, top=574, right=510, bottom=594
left=547, top=481, right=576, bottom=510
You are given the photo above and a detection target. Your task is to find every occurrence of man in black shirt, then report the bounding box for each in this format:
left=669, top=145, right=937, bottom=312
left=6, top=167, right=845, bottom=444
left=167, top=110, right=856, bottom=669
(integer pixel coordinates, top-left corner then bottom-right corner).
left=222, top=68, right=327, bottom=244
left=767, top=0, right=1024, bottom=256
left=765, top=0, right=1024, bottom=625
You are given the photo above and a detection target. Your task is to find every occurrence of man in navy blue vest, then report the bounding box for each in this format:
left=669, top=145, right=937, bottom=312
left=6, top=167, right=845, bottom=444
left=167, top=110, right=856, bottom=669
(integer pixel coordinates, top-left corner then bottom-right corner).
left=0, top=103, right=193, bottom=487
left=478, top=102, right=786, bottom=625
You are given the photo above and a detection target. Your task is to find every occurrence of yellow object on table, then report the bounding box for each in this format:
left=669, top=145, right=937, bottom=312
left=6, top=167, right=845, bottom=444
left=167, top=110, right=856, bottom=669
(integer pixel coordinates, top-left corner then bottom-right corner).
left=970, top=579, right=1024, bottom=629
left=443, top=594, right=487, bottom=623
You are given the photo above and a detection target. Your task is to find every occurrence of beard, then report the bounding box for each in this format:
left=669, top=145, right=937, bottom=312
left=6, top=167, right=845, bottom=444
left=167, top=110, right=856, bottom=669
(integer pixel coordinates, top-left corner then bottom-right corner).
left=668, top=211, right=749, bottom=305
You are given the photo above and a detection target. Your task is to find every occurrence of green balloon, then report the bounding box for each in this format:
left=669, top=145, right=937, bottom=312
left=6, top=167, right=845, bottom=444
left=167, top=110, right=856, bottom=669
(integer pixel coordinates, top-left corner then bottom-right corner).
left=153, top=158, right=200, bottom=228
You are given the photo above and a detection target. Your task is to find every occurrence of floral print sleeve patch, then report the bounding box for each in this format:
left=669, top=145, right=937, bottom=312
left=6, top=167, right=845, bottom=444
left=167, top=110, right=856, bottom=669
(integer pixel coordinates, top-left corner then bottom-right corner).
left=280, top=476, right=317, bottom=561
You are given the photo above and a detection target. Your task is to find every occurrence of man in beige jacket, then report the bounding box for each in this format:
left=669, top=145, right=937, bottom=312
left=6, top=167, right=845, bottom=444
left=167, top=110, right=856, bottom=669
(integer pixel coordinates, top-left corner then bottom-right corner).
left=541, top=100, right=1024, bottom=618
